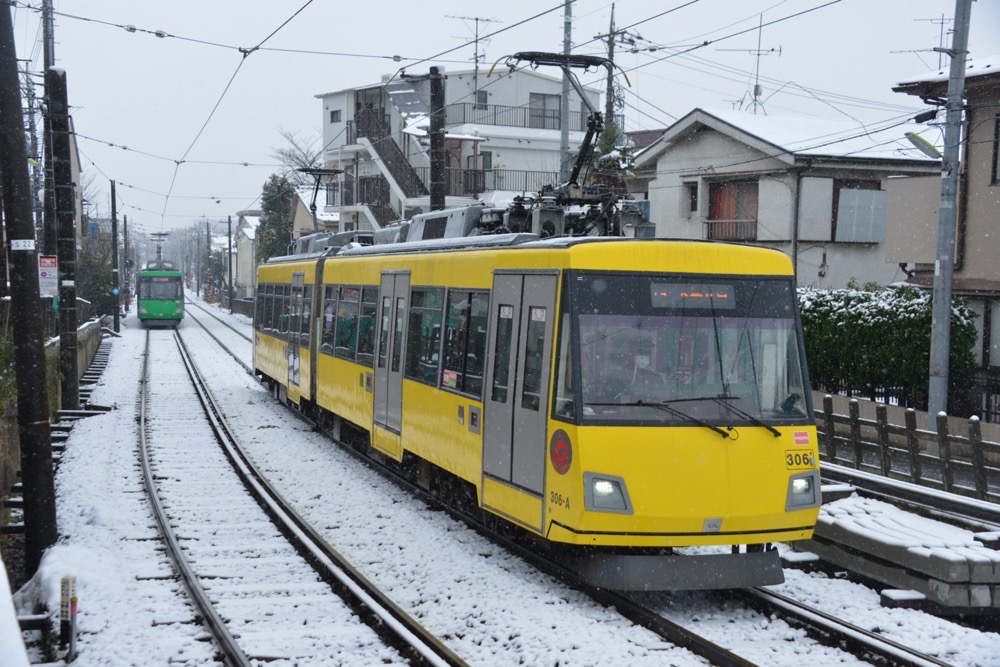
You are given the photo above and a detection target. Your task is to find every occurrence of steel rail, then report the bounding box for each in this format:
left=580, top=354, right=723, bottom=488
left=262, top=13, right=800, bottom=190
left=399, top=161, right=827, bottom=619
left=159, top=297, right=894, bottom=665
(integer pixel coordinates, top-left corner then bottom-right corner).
left=184, top=298, right=253, bottom=342
left=182, top=305, right=253, bottom=373
left=822, top=461, right=1000, bottom=527
left=741, top=587, right=954, bottom=667
left=173, top=329, right=466, bottom=667
left=138, top=330, right=251, bottom=667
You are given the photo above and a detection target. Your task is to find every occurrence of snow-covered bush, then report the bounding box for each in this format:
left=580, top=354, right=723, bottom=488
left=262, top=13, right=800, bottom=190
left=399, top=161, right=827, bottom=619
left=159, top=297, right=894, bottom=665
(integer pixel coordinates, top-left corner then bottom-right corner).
left=797, top=285, right=977, bottom=402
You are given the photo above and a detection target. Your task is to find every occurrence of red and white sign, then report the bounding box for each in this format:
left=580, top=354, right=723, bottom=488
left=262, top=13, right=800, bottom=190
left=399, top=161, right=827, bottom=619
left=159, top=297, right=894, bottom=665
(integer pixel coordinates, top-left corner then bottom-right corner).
left=38, top=255, right=58, bottom=296
left=793, top=431, right=810, bottom=446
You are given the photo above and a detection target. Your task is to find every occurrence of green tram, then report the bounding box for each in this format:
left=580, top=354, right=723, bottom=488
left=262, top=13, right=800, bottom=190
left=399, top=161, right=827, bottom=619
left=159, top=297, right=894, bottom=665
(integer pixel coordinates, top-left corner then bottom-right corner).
left=137, top=260, right=184, bottom=328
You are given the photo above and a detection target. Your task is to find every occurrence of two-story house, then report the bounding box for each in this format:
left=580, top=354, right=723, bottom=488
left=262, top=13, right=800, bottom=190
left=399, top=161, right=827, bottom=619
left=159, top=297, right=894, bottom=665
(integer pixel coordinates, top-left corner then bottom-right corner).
left=316, top=67, right=603, bottom=231
left=888, top=55, right=1000, bottom=412
left=632, top=108, right=940, bottom=289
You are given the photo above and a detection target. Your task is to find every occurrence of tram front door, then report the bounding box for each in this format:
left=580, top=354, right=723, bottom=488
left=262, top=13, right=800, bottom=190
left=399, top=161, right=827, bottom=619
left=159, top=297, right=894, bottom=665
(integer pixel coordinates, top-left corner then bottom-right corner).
left=481, top=271, right=557, bottom=533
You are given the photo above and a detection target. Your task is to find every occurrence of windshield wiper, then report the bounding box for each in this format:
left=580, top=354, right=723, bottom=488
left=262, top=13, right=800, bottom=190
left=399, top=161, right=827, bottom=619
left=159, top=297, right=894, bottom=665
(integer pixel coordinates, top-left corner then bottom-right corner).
left=710, top=395, right=781, bottom=438
left=586, top=401, right=731, bottom=439
left=655, top=395, right=781, bottom=438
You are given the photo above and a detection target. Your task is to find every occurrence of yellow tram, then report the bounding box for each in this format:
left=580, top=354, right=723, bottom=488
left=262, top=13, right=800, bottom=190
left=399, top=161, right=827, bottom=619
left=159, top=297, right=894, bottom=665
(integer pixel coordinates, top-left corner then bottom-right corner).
left=255, top=234, right=821, bottom=590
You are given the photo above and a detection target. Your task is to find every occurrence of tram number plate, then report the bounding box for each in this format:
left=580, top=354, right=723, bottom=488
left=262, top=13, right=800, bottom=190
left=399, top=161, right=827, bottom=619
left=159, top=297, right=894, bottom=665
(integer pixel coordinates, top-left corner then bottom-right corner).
left=784, top=450, right=815, bottom=470
left=549, top=492, right=570, bottom=509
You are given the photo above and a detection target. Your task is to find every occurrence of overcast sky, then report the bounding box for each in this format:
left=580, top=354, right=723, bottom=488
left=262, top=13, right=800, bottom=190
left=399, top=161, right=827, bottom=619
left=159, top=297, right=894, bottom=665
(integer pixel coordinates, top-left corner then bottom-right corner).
left=11, top=0, right=1000, bottom=237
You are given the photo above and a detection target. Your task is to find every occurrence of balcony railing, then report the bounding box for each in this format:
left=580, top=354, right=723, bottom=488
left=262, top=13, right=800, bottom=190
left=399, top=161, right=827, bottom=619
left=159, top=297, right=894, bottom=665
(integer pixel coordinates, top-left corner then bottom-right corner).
left=704, top=218, right=758, bottom=241
left=445, top=103, right=624, bottom=132
left=413, top=167, right=561, bottom=197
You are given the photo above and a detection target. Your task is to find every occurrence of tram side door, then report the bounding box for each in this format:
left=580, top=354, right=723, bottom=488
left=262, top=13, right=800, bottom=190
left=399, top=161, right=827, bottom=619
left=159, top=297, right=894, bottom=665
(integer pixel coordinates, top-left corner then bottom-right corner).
left=372, top=271, right=409, bottom=459
left=287, top=273, right=304, bottom=404
left=482, top=271, right=557, bottom=533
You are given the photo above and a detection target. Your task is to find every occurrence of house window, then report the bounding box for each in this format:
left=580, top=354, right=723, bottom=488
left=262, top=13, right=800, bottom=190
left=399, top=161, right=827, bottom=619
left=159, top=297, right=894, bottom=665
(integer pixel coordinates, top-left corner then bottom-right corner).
left=529, top=92, right=560, bottom=130
left=474, top=89, right=488, bottom=110
left=329, top=109, right=342, bottom=124
left=684, top=181, right=698, bottom=214
left=325, top=182, right=339, bottom=207
left=707, top=180, right=758, bottom=240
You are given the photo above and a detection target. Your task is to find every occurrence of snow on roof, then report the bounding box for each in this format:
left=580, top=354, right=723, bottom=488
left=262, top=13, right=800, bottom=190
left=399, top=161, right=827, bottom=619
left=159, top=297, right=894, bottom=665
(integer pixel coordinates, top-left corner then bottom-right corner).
left=661, top=107, right=941, bottom=162
left=895, top=54, right=1000, bottom=86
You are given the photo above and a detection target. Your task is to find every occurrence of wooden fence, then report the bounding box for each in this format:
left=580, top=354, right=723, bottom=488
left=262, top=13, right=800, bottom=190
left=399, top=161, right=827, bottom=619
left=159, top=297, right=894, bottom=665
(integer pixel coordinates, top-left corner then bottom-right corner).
left=815, top=394, right=1000, bottom=504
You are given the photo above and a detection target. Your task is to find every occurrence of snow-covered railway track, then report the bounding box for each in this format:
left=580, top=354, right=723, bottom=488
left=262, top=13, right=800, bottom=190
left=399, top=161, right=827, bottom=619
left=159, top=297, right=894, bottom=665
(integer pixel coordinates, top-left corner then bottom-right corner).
left=140, top=329, right=464, bottom=666
left=185, top=299, right=254, bottom=342
left=182, top=303, right=253, bottom=372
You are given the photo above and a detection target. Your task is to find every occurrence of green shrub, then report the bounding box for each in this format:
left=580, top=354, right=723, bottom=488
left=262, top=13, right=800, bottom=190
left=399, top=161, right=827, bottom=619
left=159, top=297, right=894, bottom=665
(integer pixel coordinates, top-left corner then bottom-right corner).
left=797, top=286, right=977, bottom=403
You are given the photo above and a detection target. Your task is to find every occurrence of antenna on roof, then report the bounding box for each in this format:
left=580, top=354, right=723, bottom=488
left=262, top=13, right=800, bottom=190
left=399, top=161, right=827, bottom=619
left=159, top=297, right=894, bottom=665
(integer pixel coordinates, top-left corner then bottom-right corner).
left=446, top=15, right=501, bottom=102
left=717, top=13, right=781, bottom=114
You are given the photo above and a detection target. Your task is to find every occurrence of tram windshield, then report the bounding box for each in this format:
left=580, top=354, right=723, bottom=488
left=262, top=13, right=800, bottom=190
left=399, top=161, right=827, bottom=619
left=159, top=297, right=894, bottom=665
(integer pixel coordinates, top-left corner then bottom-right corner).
left=139, top=276, right=183, bottom=300
left=555, top=272, right=810, bottom=426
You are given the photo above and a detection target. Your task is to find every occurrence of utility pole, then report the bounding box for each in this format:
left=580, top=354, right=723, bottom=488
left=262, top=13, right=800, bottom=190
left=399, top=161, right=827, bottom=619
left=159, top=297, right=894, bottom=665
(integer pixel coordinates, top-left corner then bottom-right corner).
left=927, top=0, right=972, bottom=425
left=429, top=67, right=446, bottom=211
left=206, top=219, right=211, bottom=297
left=111, top=180, right=120, bottom=333
left=41, top=0, right=56, bottom=256
left=227, top=215, right=234, bottom=313
left=560, top=0, right=572, bottom=183
left=22, top=61, right=43, bottom=245
left=604, top=4, right=617, bottom=126
left=0, top=1, right=58, bottom=577
left=123, top=214, right=129, bottom=311
left=195, top=230, right=201, bottom=297
left=48, top=67, right=79, bottom=411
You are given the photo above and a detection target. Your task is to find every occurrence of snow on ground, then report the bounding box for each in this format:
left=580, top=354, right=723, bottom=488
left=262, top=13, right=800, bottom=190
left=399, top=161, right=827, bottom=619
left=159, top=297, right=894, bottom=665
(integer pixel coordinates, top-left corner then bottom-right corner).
left=4, top=296, right=999, bottom=665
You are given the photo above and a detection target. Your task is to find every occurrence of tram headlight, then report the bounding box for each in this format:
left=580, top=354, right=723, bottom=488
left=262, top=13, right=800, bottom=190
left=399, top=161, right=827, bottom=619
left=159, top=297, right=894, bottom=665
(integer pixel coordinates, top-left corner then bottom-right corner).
left=785, top=470, right=820, bottom=511
left=584, top=472, right=633, bottom=514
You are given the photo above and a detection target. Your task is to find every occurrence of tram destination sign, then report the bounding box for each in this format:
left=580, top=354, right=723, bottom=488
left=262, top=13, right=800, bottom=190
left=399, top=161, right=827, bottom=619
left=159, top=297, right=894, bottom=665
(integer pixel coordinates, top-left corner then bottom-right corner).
left=650, top=282, right=735, bottom=310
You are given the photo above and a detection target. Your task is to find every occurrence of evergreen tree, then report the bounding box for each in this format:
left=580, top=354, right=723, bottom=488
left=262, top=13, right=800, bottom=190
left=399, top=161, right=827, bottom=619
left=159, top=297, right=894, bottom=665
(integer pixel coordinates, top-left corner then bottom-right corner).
left=257, top=174, right=296, bottom=262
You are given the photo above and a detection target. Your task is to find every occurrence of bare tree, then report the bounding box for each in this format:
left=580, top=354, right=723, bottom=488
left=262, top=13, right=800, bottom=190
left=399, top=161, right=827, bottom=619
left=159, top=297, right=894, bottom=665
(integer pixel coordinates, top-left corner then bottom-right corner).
left=271, top=127, right=322, bottom=187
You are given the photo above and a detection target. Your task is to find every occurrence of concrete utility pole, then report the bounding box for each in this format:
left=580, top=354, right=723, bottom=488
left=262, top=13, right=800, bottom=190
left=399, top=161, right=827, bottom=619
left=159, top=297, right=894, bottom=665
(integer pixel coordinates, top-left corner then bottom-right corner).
left=560, top=0, right=572, bottom=183
left=927, top=0, right=972, bottom=423
left=0, top=2, right=58, bottom=577
left=604, top=4, right=617, bottom=126
left=111, top=180, right=120, bottom=333
left=48, top=67, right=79, bottom=411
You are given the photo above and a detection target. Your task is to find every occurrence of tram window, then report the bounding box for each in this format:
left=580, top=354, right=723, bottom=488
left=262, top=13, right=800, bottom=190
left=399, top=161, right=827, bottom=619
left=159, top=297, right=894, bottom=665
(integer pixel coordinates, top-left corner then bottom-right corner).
left=321, top=286, right=337, bottom=356
left=335, top=286, right=361, bottom=360
left=276, top=286, right=290, bottom=341
left=392, top=296, right=406, bottom=373
left=491, top=304, right=515, bottom=403
left=263, top=284, right=274, bottom=332
left=356, top=287, right=378, bottom=368
left=442, top=290, right=488, bottom=397
left=521, top=307, right=547, bottom=411
left=553, top=310, right=574, bottom=419
left=404, top=288, right=443, bottom=384
left=256, top=284, right=269, bottom=330
left=300, top=285, right=313, bottom=348
left=377, top=296, right=391, bottom=369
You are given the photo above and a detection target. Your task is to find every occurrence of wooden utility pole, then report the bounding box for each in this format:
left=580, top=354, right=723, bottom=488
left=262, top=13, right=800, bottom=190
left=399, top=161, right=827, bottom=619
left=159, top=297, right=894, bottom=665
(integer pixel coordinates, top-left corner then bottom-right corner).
left=0, top=2, right=58, bottom=577
left=48, top=67, right=79, bottom=410
left=429, top=66, right=446, bottom=211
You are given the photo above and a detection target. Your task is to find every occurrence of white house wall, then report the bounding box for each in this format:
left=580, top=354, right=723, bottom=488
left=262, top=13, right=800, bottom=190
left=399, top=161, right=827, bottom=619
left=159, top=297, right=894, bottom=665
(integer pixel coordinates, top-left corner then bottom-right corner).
left=647, top=129, right=789, bottom=238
